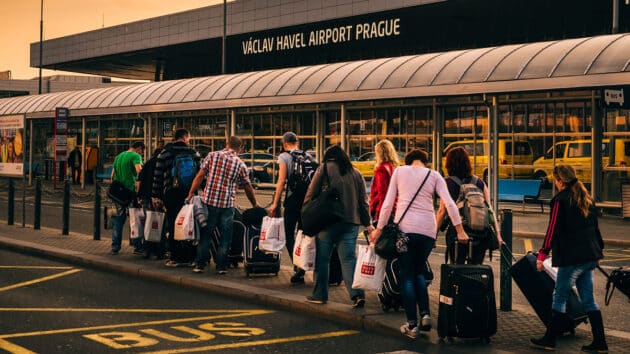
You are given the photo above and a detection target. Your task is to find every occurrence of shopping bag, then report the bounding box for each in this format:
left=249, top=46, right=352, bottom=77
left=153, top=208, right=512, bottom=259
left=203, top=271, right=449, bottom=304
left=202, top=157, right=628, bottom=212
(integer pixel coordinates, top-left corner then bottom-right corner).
left=144, top=210, right=165, bottom=242
left=352, top=244, right=386, bottom=291
left=259, top=216, right=286, bottom=252
left=128, top=207, right=145, bottom=239
left=174, top=204, right=197, bottom=241
left=292, top=230, right=316, bottom=271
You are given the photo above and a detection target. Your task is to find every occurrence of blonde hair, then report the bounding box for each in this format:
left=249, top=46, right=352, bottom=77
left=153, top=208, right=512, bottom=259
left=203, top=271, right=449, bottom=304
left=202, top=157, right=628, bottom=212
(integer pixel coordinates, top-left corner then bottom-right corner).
left=374, top=139, right=399, bottom=168
left=553, top=164, right=593, bottom=217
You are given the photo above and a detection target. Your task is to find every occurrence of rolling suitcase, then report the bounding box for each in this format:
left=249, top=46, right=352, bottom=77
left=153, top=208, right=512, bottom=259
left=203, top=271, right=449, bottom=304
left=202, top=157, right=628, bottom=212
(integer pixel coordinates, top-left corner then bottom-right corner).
left=508, top=250, right=587, bottom=334
left=378, top=258, right=403, bottom=312
left=243, top=224, right=280, bottom=276
left=438, top=242, right=497, bottom=343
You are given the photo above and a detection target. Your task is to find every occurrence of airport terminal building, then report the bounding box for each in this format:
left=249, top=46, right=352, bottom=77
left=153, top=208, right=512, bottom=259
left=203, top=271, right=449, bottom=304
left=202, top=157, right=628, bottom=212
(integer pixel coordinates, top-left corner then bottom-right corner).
left=1, top=0, right=629, bottom=204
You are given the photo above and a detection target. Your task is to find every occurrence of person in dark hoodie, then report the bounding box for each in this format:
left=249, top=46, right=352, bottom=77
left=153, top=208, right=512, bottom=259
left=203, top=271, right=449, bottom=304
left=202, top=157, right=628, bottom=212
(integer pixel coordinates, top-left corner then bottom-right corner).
left=151, top=129, right=201, bottom=268
left=137, top=147, right=164, bottom=259
left=531, top=164, right=606, bottom=353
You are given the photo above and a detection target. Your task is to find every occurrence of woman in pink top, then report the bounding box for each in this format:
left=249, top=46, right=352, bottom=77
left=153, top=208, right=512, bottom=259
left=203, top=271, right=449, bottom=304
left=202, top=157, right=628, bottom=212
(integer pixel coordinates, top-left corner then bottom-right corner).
left=370, top=149, right=468, bottom=339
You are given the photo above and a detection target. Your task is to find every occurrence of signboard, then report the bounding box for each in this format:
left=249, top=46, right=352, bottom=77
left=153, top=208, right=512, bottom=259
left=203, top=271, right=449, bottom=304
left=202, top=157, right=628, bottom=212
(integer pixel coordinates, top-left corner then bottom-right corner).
left=162, top=121, right=173, bottom=137
left=55, top=107, right=69, bottom=161
left=603, top=86, right=629, bottom=109
left=0, top=114, right=25, bottom=177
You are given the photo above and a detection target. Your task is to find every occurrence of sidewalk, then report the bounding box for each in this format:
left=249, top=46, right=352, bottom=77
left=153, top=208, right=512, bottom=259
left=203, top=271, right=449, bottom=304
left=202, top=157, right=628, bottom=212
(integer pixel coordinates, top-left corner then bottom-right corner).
left=1, top=221, right=629, bottom=354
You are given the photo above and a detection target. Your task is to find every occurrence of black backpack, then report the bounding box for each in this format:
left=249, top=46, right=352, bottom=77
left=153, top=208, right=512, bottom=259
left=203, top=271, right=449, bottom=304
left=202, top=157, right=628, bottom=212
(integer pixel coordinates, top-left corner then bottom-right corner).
left=286, top=150, right=317, bottom=200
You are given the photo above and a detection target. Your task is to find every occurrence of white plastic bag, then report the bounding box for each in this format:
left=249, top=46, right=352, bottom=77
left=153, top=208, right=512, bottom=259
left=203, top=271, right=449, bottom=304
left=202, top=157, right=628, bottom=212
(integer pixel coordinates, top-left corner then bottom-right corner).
left=352, top=244, right=386, bottom=291
left=293, top=230, right=316, bottom=271
left=259, top=216, right=286, bottom=252
left=543, top=257, right=557, bottom=281
left=174, top=204, right=197, bottom=241
left=144, top=210, right=165, bottom=242
left=128, top=207, right=145, bottom=239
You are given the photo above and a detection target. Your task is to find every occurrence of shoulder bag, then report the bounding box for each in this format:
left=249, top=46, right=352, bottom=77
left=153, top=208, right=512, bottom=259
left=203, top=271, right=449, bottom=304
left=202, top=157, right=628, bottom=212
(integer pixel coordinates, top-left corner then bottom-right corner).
left=107, top=180, right=136, bottom=207
left=375, top=170, right=431, bottom=260
left=301, top=162, right=345, bottom=236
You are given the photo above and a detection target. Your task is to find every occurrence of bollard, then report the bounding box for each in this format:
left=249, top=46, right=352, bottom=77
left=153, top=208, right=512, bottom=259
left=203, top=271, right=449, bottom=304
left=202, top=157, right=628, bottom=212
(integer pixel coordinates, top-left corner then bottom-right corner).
left=34, top=178, right=42, bottom=230
left=104, top=206, right=109, bottom=230
left=8, top=178, right=14, bottom=225
left=62, top=180, right=70, bottom=235
left=500, top=209, right=513, bottom=312
left=94, top=182, right=101, bottom=240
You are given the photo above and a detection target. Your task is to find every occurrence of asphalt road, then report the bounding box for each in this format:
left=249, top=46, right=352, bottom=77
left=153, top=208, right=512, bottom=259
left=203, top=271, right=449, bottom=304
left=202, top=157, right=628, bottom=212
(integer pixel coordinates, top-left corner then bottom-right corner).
left=1, top=249, right=477, bottom=354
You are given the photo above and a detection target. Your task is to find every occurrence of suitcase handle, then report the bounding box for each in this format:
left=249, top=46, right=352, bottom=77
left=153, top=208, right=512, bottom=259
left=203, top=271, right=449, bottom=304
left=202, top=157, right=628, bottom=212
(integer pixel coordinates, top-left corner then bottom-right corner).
left=453, top=239, right=473, bottom=264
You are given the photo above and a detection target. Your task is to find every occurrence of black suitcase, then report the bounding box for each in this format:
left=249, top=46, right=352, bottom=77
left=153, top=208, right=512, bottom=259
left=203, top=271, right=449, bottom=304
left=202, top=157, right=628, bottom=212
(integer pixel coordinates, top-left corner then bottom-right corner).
left=509, top=251, right=587, bottom=334
left=243, top=224, right=280, bottom=276
left=378, top=258, right=403, bottom=312
left=209, top=220, right=246, bottom=268
left=438, top=242, right=497, bottom=342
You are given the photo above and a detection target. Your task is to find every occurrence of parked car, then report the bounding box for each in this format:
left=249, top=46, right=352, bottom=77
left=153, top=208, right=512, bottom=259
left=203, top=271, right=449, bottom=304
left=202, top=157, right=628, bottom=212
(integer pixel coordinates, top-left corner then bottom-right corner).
left=533, top=138, right=630, bottom=184
left=441, top=139, right=534, bottom=180
left=351, top=151, right=404, bottom=178
left=238, top=153, right=275, bottom=184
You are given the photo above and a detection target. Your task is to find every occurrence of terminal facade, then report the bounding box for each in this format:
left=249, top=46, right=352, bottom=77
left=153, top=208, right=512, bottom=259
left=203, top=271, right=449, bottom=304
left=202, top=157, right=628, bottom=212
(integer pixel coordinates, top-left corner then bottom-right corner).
left=0, top=0, right=628, bottom=204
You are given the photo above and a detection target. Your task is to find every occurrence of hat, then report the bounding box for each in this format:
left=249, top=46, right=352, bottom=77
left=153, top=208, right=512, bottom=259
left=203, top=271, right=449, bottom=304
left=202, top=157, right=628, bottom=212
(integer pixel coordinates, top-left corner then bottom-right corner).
left=282, top=131, right=298, bottom=143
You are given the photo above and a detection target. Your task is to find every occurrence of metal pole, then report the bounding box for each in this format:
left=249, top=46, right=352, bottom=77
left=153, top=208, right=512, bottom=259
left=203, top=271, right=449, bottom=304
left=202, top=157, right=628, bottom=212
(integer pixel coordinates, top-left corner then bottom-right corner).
left=34, top=178, right=41, bottom=230
left=81, top=117, right=86, bottom=188
left=613, top=0, right=619, bottom=34
left=340, top=104, right=346, bottom=150
left=29, top=119, right=33, bottom=186
left=62, top=180, right=70, bottom=235
left=222, top=0, right=227, bottom=74
left=8, top=179, right=14, bottom=225
left=38, top=0, right=43, bottom=94
left=500, top=209, right=513, bottom=311
left=94, top=181, right=101, bottom=240
left=490, top=96, right=499, bottom=213
left=22, top=175, right=26, bottom=228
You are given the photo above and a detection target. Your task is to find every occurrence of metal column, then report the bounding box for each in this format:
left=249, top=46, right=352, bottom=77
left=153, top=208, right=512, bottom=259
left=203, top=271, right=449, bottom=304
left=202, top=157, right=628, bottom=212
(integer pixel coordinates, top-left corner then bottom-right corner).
left=340, top=104, right=346, bottom=151
left=591, top=91, right=603, bottom=201
left=431, top=99, right=440, bottom=172
left=230, top=110, right=236, bottom=138
left=28, top=119, right=33, bottom=186
left=488, top=96, right=499, bottom=213
left=81, top=117, right=86, bottom=189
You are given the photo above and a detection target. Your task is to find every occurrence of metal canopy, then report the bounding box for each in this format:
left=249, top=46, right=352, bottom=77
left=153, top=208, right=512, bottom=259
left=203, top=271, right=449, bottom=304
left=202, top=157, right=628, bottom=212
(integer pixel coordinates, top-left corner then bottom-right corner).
left=2, top=33, right=629, bottom=118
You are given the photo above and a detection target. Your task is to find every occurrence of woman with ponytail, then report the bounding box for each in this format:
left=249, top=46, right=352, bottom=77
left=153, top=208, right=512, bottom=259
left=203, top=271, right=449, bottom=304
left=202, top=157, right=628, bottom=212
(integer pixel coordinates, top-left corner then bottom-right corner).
left=531, top=164, right=607, bottom=353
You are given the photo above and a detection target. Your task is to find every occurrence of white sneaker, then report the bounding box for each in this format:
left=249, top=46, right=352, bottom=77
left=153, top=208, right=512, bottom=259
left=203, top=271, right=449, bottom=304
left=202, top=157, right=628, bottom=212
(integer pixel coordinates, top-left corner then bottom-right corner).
left=420, top=314, right=432, bottom=331
left=400, top=323, right=419, bottom=339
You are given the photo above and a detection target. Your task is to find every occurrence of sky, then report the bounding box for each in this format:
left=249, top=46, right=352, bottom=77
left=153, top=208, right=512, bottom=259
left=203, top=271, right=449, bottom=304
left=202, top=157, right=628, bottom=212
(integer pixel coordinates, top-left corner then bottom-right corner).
left=0, top=0, right=225, bottom=80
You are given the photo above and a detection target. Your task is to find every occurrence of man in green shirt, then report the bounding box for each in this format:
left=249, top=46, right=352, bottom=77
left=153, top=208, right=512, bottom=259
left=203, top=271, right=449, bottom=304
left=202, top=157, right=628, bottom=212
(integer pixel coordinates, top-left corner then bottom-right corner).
left=110, top=141, right=145, bottom=255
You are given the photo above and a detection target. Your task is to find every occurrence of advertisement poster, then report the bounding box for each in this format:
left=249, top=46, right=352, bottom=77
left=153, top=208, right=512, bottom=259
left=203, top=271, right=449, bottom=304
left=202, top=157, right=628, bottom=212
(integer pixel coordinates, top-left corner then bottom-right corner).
left=0, top=114, right=25, bottom=177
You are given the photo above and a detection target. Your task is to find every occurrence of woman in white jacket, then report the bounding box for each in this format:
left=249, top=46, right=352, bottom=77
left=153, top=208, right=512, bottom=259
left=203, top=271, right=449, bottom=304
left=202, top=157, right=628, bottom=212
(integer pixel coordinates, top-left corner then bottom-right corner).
left=370, top=149, right=468, bottom=339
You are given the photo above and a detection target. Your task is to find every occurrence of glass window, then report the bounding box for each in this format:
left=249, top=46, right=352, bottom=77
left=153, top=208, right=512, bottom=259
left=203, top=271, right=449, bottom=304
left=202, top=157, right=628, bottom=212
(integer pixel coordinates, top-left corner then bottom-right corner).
left=567, top=142, right=590, bottom=158
left=506, top=142, right=532, bottom=155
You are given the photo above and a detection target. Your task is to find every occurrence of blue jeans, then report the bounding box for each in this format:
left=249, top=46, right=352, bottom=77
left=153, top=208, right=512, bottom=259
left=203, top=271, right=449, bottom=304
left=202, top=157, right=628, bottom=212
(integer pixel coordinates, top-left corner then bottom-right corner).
left=553, top=261, right=600, bottom=313
left=111, top=202, right=127, bottom=252
left=195, top=205, right=233, bottom=270
left=312, top=222, right=364, bottom=303
left=398, top=233, right=435, bottom=323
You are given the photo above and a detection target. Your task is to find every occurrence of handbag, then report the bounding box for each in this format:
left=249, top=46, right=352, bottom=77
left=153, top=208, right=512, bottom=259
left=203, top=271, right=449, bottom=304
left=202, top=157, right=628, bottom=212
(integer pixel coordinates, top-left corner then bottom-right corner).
left=375, top=171, right=431, bottom=260
left=107, top=180, right=136, bottom=206
left=300, top=163, right=345, bottom=236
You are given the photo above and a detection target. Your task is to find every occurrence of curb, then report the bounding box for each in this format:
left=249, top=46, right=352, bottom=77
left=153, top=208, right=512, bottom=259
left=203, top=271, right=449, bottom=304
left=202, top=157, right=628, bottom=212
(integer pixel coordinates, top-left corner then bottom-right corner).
left=0, top=236, right=400, bottom=339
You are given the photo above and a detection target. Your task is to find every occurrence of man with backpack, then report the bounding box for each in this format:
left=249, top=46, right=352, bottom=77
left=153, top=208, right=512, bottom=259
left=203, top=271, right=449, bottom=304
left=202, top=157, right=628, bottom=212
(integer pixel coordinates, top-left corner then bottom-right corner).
left=268, top=132, right=317, bottom=284
left=152, top=128, right=201, bottom=268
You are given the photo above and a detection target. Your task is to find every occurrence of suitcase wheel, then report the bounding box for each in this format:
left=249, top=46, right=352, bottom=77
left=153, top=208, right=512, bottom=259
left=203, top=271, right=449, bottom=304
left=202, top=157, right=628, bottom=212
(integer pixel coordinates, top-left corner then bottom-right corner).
left=481, top=337, right=491, bottom=344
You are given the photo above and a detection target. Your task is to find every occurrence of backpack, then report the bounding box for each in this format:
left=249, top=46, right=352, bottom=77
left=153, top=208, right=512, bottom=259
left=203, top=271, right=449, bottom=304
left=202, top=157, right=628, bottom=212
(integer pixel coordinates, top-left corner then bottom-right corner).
left=170, top=152, right=197, bottom=189
left=451, top=176, right=490, bottom=234
left=286, top=150, right=317, bottom=200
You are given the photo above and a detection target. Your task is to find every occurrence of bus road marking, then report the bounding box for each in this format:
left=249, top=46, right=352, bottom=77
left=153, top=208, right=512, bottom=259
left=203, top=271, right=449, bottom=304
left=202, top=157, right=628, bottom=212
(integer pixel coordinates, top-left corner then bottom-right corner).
left=0, top=309, right=272, bottom=339
left=0, top=269, right=81, bottom=292
left=0, top=266, right=74, bottom=269
left=142, top=330, right=360, bottom=354
left=0, top=338, right=35, bottom=354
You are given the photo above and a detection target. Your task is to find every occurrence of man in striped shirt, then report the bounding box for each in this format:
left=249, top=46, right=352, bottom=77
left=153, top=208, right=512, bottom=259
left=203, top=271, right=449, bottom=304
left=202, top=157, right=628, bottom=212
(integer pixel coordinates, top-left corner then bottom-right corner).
left=187, top=136, right=260, bottom=274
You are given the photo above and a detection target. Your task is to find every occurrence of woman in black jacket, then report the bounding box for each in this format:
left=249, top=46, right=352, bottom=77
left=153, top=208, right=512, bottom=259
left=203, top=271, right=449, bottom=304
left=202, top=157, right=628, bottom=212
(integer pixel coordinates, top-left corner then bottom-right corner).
left=531, top=164, right=607, bottom=353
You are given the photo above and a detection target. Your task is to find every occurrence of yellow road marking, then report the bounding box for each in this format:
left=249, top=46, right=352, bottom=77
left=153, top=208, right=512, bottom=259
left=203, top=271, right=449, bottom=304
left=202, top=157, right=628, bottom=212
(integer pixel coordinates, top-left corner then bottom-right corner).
left=0, top=308, right=263, bottom=313
left=0, top=269, right=82, bottom=292
left=0, top=338, right=36, bottom=354
left=523, top=239, right=534, bottom=253
left=0, top=266, right=74, bottom=269
left=0, top=310, right=272, bottom=339
left=142, top=330, right=360, bottom=354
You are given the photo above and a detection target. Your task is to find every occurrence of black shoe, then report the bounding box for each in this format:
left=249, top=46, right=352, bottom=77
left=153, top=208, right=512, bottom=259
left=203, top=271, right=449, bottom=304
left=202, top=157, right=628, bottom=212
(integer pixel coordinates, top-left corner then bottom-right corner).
left=110, top=250, right=119, bottom=255
left=290, top=271, right=305, bottom=284
left=581, top=342, right=608, bottom=353
left=530, top=336, right=556, bottom=351
left=352, top=297, right=365, bottom=308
